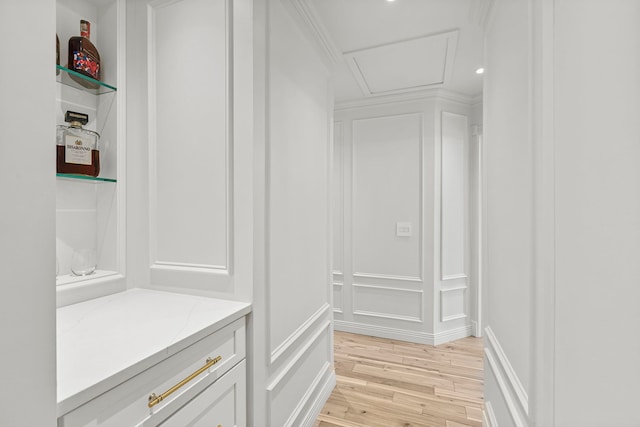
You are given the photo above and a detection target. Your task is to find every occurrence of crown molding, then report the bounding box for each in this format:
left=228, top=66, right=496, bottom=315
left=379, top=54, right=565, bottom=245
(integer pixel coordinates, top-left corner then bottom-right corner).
left=335, top=88, right=477, bottom=111
left=281, top=0, right=343, bottom=66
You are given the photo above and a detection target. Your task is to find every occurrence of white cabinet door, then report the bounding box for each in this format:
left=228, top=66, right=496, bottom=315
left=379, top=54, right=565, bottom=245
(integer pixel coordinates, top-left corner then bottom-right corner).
left=158, top=360, right=246, bottom=427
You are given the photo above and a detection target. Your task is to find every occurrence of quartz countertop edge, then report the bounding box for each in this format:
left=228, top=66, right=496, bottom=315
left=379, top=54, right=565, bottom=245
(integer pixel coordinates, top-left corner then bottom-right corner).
left=56, top=288, right=251, bottom=417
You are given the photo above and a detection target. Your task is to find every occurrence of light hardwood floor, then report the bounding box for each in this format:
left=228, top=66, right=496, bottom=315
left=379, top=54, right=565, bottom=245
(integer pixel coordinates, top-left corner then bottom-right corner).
left=314, top=331, right=484, bottom=427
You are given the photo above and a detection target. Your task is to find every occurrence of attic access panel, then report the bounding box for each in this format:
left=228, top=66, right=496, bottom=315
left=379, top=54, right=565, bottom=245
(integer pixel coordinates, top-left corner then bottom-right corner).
left=345, top=30, right=459, bottom=96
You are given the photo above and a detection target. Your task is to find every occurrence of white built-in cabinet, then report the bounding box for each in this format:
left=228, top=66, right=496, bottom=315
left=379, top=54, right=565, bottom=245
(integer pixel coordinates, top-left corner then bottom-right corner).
left=54, top=0, right=249, bottom=425
left=57, top=296, right=248, bottom=426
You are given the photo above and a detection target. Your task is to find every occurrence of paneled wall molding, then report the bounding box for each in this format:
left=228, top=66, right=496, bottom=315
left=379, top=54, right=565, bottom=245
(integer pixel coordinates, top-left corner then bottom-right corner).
left=351, top=113, right=423, bottom=281
left=266, top=319, right=333, bottom=427
left=440, top=111, right=469, bottom=281
left=485, top=348, right=528, bottom=427
left=147, top=0, right=233, bottom=281
left=441, top=273, right=468, bottom=281
left=483, top=402, right=498, bottom=427
left=335, top=88, right=475, bottom=111
left=270, top=303, right=331, bottom=365
left=353, top=272, right=423, bottom=283
left=440, top=285, right=468, bottom=322
left=280, top=0, right=342, bottom=65
left=267, top=319, right=332, bottom=392
left=332, top=283, right=343, bottom=314
left=283, top=362, right=334, bottom=427
left=333, top=121, right=345, bottom=275
left=353, top=311, right=423, bottom=323
left=485, top=327, right=529, bottom=418
left=297, top=369, right=336, bottom=427
left=352, top=283, right=423, bottom=322
left=335, top=98, right=474, bottom=348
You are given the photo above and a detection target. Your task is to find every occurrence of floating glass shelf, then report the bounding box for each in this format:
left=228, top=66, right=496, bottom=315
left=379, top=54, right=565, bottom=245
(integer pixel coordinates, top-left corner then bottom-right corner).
left=56, top=173, right=117, bottom=183
left=56, top=65, right=117, bottom=95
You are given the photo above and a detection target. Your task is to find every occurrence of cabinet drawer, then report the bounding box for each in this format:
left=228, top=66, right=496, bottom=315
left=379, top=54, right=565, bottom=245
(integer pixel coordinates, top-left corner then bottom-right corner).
left=59, top=317, right=245, bottom=427
left=158, top=360, right=246, bottom=427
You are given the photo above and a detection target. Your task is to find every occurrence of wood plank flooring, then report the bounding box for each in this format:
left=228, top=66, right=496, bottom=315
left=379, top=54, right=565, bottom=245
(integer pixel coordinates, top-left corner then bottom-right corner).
left=314, top=331, right=484, bottom=427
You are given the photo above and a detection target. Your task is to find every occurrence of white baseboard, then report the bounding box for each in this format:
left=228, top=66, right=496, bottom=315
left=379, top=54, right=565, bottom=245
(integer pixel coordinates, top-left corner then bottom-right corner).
left=334, top=320, right=472, bottom=345
left=434, top=324, right=474, bottom=345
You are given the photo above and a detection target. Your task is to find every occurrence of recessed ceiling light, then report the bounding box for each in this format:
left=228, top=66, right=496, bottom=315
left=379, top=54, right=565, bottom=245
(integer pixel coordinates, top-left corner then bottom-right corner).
left=387, top=0, right=396, bottom=2
left=475, top=67, right=484, bottom=74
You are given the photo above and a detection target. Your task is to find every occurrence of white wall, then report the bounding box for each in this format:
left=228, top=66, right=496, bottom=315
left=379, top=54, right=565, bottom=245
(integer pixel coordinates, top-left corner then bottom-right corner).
left=483, top=0, right=640, bottom=425
left=482, top=0, right=532, bottom=424
left=251, top=0, right=335, bottom=426
left=333, top=95, right=475, bottom=345
left=0, top=1, right=57, bottom=425
left=553, top=1, right=640, bottom=424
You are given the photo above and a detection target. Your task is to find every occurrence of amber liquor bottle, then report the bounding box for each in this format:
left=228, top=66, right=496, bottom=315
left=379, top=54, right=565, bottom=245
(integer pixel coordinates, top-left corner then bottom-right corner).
left=68, top=20, right=101, bottom=88
left=56, top=111, right=101, bottom=177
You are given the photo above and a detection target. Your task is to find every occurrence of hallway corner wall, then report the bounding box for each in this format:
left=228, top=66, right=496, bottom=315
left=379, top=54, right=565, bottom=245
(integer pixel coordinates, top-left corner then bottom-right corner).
left=482, top=0, right=532, bottom=425
left=332, top=95, right=476, bottom=345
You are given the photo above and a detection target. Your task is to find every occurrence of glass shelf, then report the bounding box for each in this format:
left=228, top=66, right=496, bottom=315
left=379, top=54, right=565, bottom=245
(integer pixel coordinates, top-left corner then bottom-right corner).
left=56, top=65, right=117, bottom=95
left=56, top=173, right=117, bottom=183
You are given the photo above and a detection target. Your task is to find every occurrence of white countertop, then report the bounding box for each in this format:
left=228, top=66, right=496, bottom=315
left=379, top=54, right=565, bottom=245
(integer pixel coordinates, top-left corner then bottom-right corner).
left=57, top=288, right=251, bottom=416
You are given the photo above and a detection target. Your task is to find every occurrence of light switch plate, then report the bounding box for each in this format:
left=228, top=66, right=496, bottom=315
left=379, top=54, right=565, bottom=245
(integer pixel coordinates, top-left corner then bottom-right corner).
left=396, top=222, right=412, bottom=237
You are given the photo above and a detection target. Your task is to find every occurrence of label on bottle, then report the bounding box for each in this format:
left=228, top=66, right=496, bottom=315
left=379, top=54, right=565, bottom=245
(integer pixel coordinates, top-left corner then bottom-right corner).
left=65, top=135, right=92, bottom=165
left=80, top=20, right=90, bottom=38
left=72, top=51, right=100, bottom=80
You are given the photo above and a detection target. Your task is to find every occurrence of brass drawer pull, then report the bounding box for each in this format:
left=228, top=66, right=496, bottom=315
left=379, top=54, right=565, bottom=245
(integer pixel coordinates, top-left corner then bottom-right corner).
left=148, top=356, right=222, bottom=408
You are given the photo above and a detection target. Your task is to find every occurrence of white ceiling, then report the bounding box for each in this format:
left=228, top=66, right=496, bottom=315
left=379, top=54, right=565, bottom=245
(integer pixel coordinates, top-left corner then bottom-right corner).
left=308, top=0, right=484, bottom=103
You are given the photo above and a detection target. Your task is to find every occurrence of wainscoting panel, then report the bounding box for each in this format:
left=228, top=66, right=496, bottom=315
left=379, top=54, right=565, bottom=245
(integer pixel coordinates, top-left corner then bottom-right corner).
left=440, top=286, right=467, bottom=322
left=270, top=303, right=331, bottom=366
left=352, top=272, right=423, bottom=289
left=351, top=113, right=423, bottom=280
left=333, top=121, right=344, bottom=274
left=352, top=283, right=423, bottom=323
left=333, top=283, right=343, bottom=313
left=484, top=327, right=529, bottom=426
left=267, top=323, right=333, bottom=427
left=441, top=111, right=468, bottom=281
left=148, top=0, right=231, bottom=284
